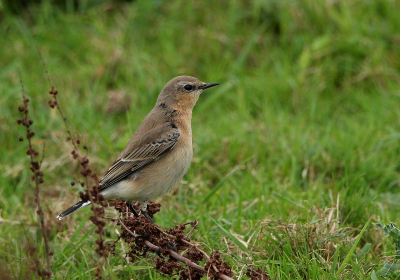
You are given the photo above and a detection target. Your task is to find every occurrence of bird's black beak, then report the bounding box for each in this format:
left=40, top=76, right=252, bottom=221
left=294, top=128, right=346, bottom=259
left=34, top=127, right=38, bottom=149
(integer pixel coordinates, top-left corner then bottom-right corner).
left=201, top=83, right=219, bottom=89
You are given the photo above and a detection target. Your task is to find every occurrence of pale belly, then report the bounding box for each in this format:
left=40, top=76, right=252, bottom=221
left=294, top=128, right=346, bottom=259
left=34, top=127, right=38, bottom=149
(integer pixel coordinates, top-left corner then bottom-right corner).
left=100, top=146, right=193, bottom=202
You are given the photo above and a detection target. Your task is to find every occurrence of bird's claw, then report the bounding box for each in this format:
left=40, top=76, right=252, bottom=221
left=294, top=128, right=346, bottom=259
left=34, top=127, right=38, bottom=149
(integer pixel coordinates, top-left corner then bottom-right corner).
left=140, top=246, right=150, bottom=256
left=167, top=241, right=178, bottom=252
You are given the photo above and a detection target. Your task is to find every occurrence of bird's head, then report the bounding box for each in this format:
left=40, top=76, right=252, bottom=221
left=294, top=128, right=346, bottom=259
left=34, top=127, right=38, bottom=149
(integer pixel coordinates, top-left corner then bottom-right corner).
left=156, top=76, right=219, bottom=111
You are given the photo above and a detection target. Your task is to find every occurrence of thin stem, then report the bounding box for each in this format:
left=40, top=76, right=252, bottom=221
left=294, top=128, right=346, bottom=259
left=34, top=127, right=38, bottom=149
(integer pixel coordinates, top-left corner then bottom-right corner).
left=19, top=71, right=51, bottom=278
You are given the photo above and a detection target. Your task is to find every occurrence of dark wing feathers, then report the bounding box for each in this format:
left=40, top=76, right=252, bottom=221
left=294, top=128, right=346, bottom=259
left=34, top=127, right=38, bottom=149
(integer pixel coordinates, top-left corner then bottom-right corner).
left=99, top=126, right=180, bottom=190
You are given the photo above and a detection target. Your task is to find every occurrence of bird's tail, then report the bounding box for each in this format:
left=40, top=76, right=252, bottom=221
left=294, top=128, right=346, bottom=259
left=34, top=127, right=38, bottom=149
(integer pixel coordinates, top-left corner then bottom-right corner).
left=57, top=200, right=92, bottom=220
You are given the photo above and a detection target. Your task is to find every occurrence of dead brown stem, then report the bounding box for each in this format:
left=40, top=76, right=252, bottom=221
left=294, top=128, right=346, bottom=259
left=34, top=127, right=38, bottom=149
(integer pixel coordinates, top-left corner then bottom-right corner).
left=118, top=218, right=234, bottom=280
left=18, top=71, right=52, bottom=278
left=37, top=48, right=107, bottom=278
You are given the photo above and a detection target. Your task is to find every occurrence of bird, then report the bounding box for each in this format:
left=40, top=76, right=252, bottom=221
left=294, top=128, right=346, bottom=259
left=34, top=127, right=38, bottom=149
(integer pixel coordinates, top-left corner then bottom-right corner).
left=57, top=76, right=219, bottom=221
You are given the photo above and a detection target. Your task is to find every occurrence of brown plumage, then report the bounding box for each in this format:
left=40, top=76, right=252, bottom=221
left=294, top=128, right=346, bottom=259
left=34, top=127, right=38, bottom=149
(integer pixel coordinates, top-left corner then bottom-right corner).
left=57, top=76, right=219, bottom=220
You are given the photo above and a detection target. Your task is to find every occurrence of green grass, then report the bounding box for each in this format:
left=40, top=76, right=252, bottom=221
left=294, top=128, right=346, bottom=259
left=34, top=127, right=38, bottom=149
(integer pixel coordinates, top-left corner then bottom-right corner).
left=1, top=0, right=400, bottom=278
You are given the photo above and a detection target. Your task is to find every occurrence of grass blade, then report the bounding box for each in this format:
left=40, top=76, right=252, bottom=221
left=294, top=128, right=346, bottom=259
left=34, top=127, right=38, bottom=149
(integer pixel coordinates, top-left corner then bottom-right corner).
left=213, top=219, right=249, bottom=252
left=336, top=219, right=370, bottom=275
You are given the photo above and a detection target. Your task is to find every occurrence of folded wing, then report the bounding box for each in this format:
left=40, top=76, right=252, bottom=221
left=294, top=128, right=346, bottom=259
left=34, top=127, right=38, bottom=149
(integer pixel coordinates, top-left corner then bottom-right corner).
left=100, top=124, right=180, bottom=190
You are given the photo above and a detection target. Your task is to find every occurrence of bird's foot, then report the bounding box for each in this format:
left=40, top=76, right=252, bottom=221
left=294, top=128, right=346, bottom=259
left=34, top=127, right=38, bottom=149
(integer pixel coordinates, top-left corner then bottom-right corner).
left=134, top=234, right=147, bottom=244
left=166, top=241, right=178, bottom=252
left=135, top=235, right=158, bottom=257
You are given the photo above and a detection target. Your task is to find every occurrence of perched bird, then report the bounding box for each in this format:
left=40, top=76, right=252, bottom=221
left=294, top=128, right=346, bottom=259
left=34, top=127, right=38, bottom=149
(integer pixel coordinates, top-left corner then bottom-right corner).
left=57, top=76, right=219, bottom=221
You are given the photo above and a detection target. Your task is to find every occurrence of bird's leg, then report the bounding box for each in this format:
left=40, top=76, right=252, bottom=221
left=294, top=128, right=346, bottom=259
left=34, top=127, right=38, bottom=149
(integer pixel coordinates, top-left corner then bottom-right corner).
left=139, top=201, right=154, bottom=223
left=126, top=201, right=139, bottom=217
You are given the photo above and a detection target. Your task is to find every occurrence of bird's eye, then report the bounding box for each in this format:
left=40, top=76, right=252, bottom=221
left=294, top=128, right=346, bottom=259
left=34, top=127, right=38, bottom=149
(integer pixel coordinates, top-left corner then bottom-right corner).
left=184, top=84, right=193, bottom=91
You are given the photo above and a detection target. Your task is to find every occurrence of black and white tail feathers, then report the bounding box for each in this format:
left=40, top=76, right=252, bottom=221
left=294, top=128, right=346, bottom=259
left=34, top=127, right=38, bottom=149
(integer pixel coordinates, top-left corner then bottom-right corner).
left=57, top=200, right=92, bottom=220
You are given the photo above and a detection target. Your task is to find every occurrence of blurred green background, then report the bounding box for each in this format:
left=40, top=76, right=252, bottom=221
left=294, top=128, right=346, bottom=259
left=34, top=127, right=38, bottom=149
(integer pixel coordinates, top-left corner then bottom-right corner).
left=1, top=0, right=400, bottom=279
